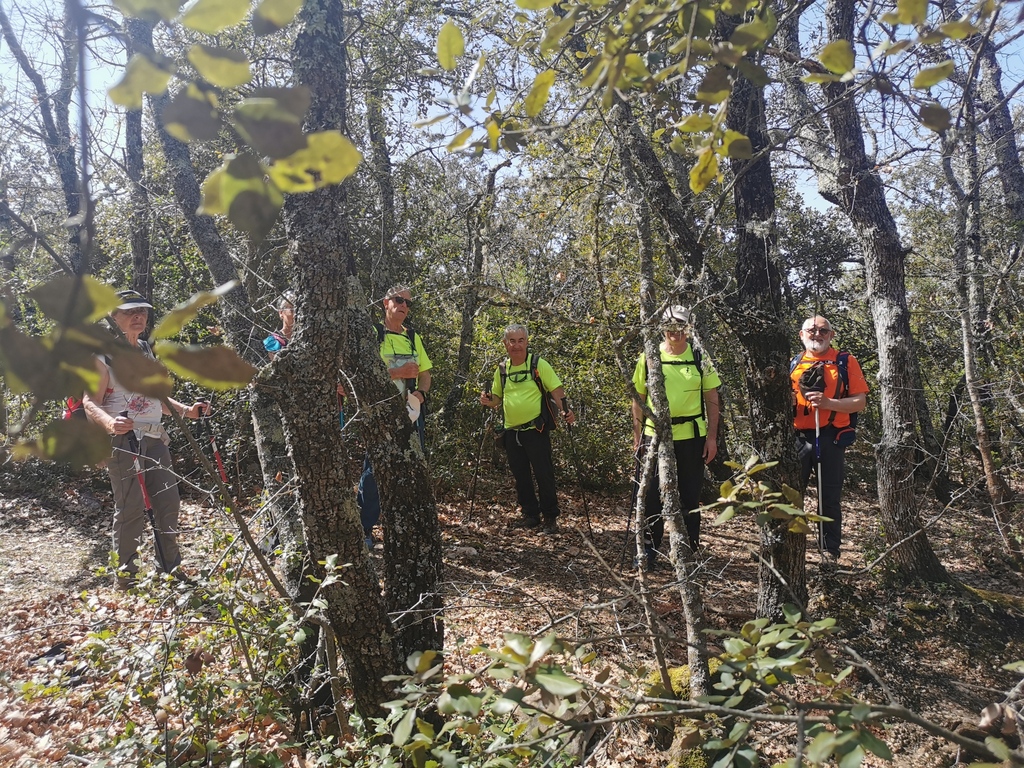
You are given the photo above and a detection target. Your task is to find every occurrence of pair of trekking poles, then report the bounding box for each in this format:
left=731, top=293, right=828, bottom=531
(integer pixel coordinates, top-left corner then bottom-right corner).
left=120, top=404, right=228, bottom=575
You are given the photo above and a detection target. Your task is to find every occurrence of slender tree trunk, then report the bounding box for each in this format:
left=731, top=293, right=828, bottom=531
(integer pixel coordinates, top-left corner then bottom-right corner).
left=124, top=18, right=153, bottom=300
left=364, top=84, right=398, bottom=299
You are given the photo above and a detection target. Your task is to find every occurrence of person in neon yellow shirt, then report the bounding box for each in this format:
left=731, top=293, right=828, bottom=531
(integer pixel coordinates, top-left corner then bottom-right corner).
left=632, top=306, right=721, bottom=565
left=480, top=323, right=575, bottom=534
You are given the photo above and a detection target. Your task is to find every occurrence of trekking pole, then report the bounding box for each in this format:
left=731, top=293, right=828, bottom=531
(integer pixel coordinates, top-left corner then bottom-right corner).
left=467, top=382, right=492, bottom=523
left=120, top=411, right=170, bottom=574
left=198, top=402, right=229, bottom=487
left=815, top=407, right=825, bottom=554
left=561, top=397, right=595, bottom=538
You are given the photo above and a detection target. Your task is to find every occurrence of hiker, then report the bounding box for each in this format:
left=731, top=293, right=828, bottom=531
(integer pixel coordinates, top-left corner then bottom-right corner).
left=81, top=290, right=208, bottom=588
left=631, top=305, right=721, bottom=565
left=359, top=285, right=434, bottom=546
left=263, top=294, right=295, bottom=360
left=791, top=315, right=869, bottom=567
left=479, top=323, right=575, bottom=534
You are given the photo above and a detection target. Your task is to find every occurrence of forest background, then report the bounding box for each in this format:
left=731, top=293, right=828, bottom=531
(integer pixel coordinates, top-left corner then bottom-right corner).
left=1, top=0, right=1024, bottom=764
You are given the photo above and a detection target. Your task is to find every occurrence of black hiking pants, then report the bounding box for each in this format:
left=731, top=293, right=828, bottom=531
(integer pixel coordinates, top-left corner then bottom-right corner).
left=503, top=428, right=559, bottom=522
left=641, top=435, right=706, bottom=552
left=798, top=425, right=846, bottom=556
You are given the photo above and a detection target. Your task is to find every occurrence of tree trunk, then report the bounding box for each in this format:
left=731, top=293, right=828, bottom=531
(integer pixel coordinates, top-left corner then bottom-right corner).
left=124, top=18, right=153, bottom=300
left=364, top=84, right=398, bottom=299
left=782, top=0, right=951, bottom=582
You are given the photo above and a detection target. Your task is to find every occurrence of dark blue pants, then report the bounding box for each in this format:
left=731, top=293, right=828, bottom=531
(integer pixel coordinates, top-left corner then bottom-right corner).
left=798, top=425, right=846, bottom=555
left=503, top=428, right=559, bottom=521
left=642, top=436, right=706, bottom=551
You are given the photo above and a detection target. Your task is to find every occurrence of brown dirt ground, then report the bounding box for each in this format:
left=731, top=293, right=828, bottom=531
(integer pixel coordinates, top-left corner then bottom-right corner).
left=1, top=454, right=1023, bottom=766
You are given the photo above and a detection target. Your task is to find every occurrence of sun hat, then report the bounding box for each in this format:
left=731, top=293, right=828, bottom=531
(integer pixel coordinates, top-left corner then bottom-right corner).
left=116, top=289, right=153, bottom=311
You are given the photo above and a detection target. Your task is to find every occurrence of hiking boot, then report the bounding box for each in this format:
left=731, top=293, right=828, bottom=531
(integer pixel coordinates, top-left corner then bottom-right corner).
left=540, top=519, right=560, bottom=535
left=511, top=517, right=541, bottom=530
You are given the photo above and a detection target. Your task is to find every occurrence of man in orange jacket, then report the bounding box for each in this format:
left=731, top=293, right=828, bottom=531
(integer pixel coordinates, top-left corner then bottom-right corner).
left=791, top=316, right=869, bottom=567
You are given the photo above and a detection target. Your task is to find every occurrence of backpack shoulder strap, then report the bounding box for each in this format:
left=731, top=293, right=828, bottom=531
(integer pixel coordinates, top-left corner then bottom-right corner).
left=835, top=351, right=850, bottom=395
left=789, top=353, right=803, bottom=374
left=499, top=359, right=508, bottom=392
left=373, top=322, right=385, bottom=344
left=530, top=353, right=544, bottom=393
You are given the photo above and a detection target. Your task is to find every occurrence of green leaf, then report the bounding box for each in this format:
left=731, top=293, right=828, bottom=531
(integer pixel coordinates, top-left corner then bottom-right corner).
left=200, top=154, right=284, bottom=240
left=447, top=127, right=474, bottom=152
left=802, top=73, right=841, bottom=84
left=819, top=40, right=855, bottom=75
left=250, top=86, right=311, bottom=119
left=714, top=507, right=736, bottom=525
left=837, top=744, right=864, bottom=768
left=529, top=632, right=556, bottom=666
left=736, top=58, right=771, bottom=87
left=806, top=731, right=837, bottom=764
left=896, top=0, right=928, bottom=24
left=720, top=479, right=734, bottom=497
left=108, top=346, right=174, bottom=399
left=676, top=113, right=714, bottom=132
left=437, top=20, right=465, bottom=72
left=1001, top=660, right=1024, bottom=672
left=29, top=276, right=120, bottom=325
left=541, top=7, right=578, bottom=53
left=393, top=708, right=416, bottom=747
left=858, top=730, right=893, bottom=760
left=113, top=0, right=181, bottom=22
left=912, top=60, right=954, bottom=88
left=689, top=146, right=719, bottom=193
left=722, top=129, right=753, bottom=159
left=525, top=69, right=556, bottom=117
left=918, top=102, right=950, bottom=132
left=187, top=45, right=252, bottom=88
left=985, top=736, right=1011, bottom=760
left=252, top=0, right=303, bottom=35
left=729, top=19, right=771, bottom=50
left=267, top=131, right=362, bottom=192
left=491, top=686, right=525, bottom=715
left=181, top=0, right=250, bottom=34
left=153, top=343, right=257, bottom=389
left=109, top=53, right=175, bottom=110
left=162, top=83, right=222, bottom=143
left=533, top=665, right=584, bottom=696
left=12, top=418, right=111, bottom=467
left=232, top=97, right=307, bottom=159
left=152, top=282, right=239, bottom=340
left=516, top=0, right=556, bottom=7
left=940, top=19, right=979, bottom=38
left=697, top=65, right=731, bottom=104
left=876, top=39, right=912, bottom=58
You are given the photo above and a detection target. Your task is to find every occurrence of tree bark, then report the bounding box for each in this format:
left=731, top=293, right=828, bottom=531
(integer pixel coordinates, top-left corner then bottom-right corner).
left=124, top=18, right=153, bottom=300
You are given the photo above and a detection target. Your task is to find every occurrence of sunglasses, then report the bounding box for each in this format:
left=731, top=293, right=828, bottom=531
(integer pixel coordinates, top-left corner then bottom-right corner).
left=803, top=326, right=832, bottom=336
left=506, top=370, right=532, bottom=383
left=388, top=296, right=413, bottom=307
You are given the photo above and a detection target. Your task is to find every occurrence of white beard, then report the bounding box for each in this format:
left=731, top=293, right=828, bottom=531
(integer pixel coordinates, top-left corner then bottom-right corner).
left=803, top=338, right=830, bottom=355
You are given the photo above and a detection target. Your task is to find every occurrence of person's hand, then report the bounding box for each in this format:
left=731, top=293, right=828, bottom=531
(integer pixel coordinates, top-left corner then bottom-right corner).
left=479, top=391, right=495, bottom=407
left=110, top=414, right=134, bottom=436
left=703, top=436, right=718, bottom=464
left=563, top=409, right=576, bottom=426
left=413, top=390, right=426, bottom=404
left=393, top=361, right=419, bottom=379
left=804, top=391, right=828, bottom=409
left=337, top=383, right=347, bottom=397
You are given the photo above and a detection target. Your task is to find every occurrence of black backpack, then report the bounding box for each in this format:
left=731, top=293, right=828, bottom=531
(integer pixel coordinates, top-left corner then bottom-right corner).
left=499, top=352, right=559, bottom=432
left=641, top=346, right=707, bottom=427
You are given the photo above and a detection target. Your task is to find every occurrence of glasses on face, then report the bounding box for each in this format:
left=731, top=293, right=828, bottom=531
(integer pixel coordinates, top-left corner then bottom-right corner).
left=119, top=307, right=149, bottom=317
left=389, top=296, right=413, bottom=307
left=803, top=326, right=832, bottom=336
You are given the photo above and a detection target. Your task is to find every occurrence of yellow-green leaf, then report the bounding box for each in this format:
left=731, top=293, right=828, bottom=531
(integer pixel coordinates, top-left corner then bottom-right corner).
left=801, top=72, right=841, bottom=84
left=154, top=343, right=258, bottom=389
left=267, top=130, right=362, bottom=192
left=876, top=39, right=912, bottom=58
left=180, top=0, right=250, bottom=34
left=919, top=102, right=951, bottom=132
left=912, top=60, right=954, bottom=89
left=109, top=54, right=174, bottom=110
left=12, top=419, right=111, bottom=468
left=252, top=0, right=303, bottom=35
left=896, top=0, right=927, bottom=24
left=696, top=65, right=731, bottom=104
left=516, top=0, right=556, bottom=8
left=29, top=276, right=121, bottom=325
left=940, top=19, right=979, bottom=38
left=730, top=19, right=771, bottom=50
left=110, top=346, right=174, bottom=399
left=232, top=97, right=306, bottom=158
left=689, top=146, right=719, bottom=193
left=187, top=45, right=252, bottom=88
left=447, top=127, right=473, bottom=152
left=676, top=113, right=714, bottom=132
left=541, top=7, right=578, bottom=53
left=162, top=83, right=222, bottom=143
left=485, top=118, right=501, bottom=150
left=437, top=20, right=464, bottom=72
left=722, top=129, right=753, bottom=159
left=525, top=69, right=556, bottom=117
left=152, top=282, right=240, bottom=340
left=200, top=154, right=284, bottom=240
left=113, top=0, right=181, bottom=22
left=819, top=40, right=855, bottom=75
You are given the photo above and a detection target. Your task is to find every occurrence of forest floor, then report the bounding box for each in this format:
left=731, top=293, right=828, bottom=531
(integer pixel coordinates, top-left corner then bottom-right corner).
left=0, top=449, right=1023, bottom=767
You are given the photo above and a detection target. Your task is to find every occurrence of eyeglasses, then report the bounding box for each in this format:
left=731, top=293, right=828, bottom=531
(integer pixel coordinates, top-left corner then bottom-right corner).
left=388, top=296, right=413, bottom=307
left=506, top=370, right=532, bottom=383
left=802, top=326, right=832, bottom=336
left=118, top=307, right=149, bottom=317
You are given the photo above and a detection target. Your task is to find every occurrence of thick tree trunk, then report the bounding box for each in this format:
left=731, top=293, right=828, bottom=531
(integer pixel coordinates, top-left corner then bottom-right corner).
left=721, top=25, right=807, bottom=616
left=782, top=0, right=950, bottom=582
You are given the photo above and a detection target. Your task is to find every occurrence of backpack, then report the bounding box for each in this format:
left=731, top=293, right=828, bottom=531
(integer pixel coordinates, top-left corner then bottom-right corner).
left=790, top=350, right=857, bottom=445
left=641, top=346, right=707, bottom=426
left=374, top=322, right=417, bottom=351
left=499, top=352, right=560, bottom=432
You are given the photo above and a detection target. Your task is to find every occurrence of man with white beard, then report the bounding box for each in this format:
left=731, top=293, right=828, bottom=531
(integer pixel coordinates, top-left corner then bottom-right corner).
left=791, top=316, right=869, bottom=568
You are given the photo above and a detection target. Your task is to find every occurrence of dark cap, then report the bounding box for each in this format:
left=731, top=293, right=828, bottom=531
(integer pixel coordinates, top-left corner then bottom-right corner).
left=116, top=289, right=153, bottom=311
